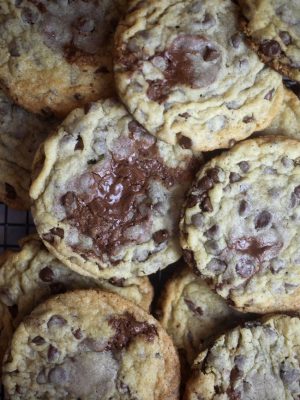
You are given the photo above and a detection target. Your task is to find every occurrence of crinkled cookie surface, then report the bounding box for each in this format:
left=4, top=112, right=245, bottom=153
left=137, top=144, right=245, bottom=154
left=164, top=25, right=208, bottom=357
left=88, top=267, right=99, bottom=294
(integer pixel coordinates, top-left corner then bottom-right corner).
left=114, top=0, right=283, bottom=151
left=180, top=136, right=300, bottom=313
left=2, top=290, right=179, bottom=400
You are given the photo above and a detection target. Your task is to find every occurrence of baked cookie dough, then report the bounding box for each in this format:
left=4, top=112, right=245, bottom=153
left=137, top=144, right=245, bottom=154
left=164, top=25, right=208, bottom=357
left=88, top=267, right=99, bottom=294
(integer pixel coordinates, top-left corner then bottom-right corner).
left=0, top=0, right=128, bottom=117
left=240, top=0, right=300, bottom=81
left=180, top=136, right=300, bottom=313
left=160, top=266, right=252, bottom=366
left=0, top=302, right=13, bottom=378
left=30, top=99, right=201, bottom=279
left=0, top=89, right=57, bottom=209
left=0, top=235, right=153, bottom=330
left=114, top=0, right=283, bottom=152
left=2, top=290, right=180, bottom=400
left=260, top=87, right=300, bottom=139
left=184, top=315, right=300, bottom=400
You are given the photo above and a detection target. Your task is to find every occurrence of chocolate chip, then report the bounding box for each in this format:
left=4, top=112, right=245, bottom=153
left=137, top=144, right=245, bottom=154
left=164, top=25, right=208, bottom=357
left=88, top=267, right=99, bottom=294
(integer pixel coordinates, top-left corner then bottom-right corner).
left=204, top=224, right=219, bottom=239
left=47, top=345, right=60, bottom=362
left=152, top=229, right=169, bottom=244
left=61, top=191, right=76, bottom=208
left=264, top=89, right=275, bottom=101
left=48, top=366, right=67, bottom=384
left=184, top=298, right=203, bottom=316
left=281, top=156, right=293, bottom=168
left=279, top=31, right=292, bottom=46
left=21, top=7, right=39, bottom=24
left=183, top=249, right=196, bottom=268
left=206, top=167, right=223, bottom=183
left=186, top=194, right=199, bottom=208
left=242, top=115, right=254, bottom=123
left=203, top=46, right=220, bottom=62
left=5, top=183, right=16, bottom=200
left=237, top=161, right=249, bottom=173
left=197, top=176, right=214, bottom=192
left=36, top=369, right=48, bottom=384
left=207, top=258, right=227, bottom=274
left=255, top=210, right=272, bottom=229
left=108, top=277, right=125, bottom=287
left=191, top=213, right=204, bottom=227
left=50, top=227, right=64, bottom=238
left=238, top=200, right=249, bottom=216
left=290, top=192, right=297, bottom=208
left=201, top=13, right=216, bottom=29
left=74, top=135, right=84, bottom=151
left=177, top=134, right=192, bottom=149
left=231, top=33, right=242, bottom=49
left=260, top=40, right=281, bottom=57
left=47, top=315, right=67, bottom=329
left=179, top=112, right=191, bottom=119
left=205, top=240, right=221, bottom=255
left=294, top=185, right=300, bottom=198
left=235, top=257, right=255, bottom=278
left=39, top=267, right=54, bottom=283
left=32, top=336, right=45, bottom=345
left=200, top=196, right=213, bottom=212
left=146, top=79, right=170, bottom=103
left=229, top=172, right=242, bottom=183
left=72, top=328, right=83, bottom=340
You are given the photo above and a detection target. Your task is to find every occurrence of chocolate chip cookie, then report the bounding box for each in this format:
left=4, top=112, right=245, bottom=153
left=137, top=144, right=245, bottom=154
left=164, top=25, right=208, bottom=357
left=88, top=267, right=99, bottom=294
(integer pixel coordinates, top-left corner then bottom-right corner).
left=0, top=235, right=153, bottom=331
left=30, top=99, right=201, bottom=279
left=0, top=89, right=57, bottom=209
left=160, top=265, right=252, bottom=366
left=0, top=302, right=13, bottom=379
left=240, top=0, right=300, bottom=81
left=260, top=87, right=300, bottom=139
left=184, top=314, right=300, bottom=400
left=2, top=290, right=180, bottom=400
left=114, top=0, right=283, bottom=152
left=180, top=136, right=300, bottom=313
left=0, top=0, right=128, bottom=117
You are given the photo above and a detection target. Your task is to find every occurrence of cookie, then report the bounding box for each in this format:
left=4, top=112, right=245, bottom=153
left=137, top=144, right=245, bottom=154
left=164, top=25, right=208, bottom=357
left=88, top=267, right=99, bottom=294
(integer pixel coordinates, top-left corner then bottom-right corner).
left=180, top=136, right=300, bottom=313
left=0, top=89, right=57, bottom=209
left=0, top=235, right=153, bottom=329
left=160, top=265, right=252, bottom=366
left=0, top=0, right=128, bottom=117
left=2, top=290, right=180, bottom=400
left=260, top=88, right=300, bottom=139
left=184, top=314, right=300, bottom=400
left=0, top=302, right=13, bottom=378
left=239, top=0, right=300, bottom=81
left=30, top=99, right=201, bottom=279
left=114, top=0, right=283, bottom=152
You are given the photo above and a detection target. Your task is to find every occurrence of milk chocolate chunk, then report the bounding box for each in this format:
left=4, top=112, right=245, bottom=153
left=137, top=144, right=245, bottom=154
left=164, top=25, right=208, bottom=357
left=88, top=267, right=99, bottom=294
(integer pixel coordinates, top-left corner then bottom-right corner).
left=260, top=40, right=281, bottom=57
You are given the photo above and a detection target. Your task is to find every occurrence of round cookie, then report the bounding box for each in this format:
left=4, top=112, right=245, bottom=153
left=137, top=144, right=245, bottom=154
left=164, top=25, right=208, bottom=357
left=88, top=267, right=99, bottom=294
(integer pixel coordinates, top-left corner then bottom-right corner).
left=184, top=315, right=300, bottom=400
left=30, top=99, right=201, bottom=279
left=0, top=0, right=128, bottom=117
left=180, top=136, right=300, bottom=313
left=260, top=88, right=300, bottom=139
left=239, top=0, right=300, bottom=81
left=160, top=265, right=253, bottom=366
left=0, top=89, right=58, bottom=209
left=0, top=236, right=153, bottom=329
left=2, top=290, right=180, bottom=400
left=114, top=0, right=283, bottom=152
left=0, top=302, right=13, bottom=378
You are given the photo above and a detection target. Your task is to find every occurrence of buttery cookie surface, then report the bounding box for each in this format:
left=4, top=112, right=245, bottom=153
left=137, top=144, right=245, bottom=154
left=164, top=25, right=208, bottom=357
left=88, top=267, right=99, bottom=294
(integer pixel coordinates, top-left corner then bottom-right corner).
left=160, top=266, right=251, bottom=366
left=260, top=87, right=300, bottom=139
left=180, top=136, right=300, bottom=313
left=114, top=0, right=283, bottom=152
left=0, top=0, right=128, bottom=117
left=2, top=290, right=179, bottom=400
left=0, top=89, right=57, bottom=209
left=30, top=99, right=200, bottom=279
left=0, top=236, right=153, bottom=330
left=240, top=0, right=300, bottom=81
left=184, top=315, right=300, bottom=400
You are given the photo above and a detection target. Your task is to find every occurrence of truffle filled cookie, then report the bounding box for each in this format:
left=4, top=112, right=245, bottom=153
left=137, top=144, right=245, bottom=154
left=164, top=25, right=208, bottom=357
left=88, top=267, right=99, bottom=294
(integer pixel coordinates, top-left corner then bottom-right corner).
left=0, top=89, right=57, bottom=209
left=0, top=0, right=128, bottom=117
left=30, top=99, right=200, bottom=279
left=114, top=0, right=283, bottom=152
left=160, top=266, right=252, bottom=366
left=184, top=315, right=300, bottom=400
left=240, top=0, right=300, bottom=82
left=0, top=236, right=153, bottom=329
left=260, top=87, right=300, bottom=139
left=180, top=136, right=300, bottom=313
left=2, top=290, right=180, bottom=400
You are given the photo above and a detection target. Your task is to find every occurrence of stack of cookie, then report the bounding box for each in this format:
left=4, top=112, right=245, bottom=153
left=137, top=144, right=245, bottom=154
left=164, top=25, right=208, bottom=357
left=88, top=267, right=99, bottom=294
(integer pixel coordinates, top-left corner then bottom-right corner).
left=0, top=0, right=299, bottom=398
